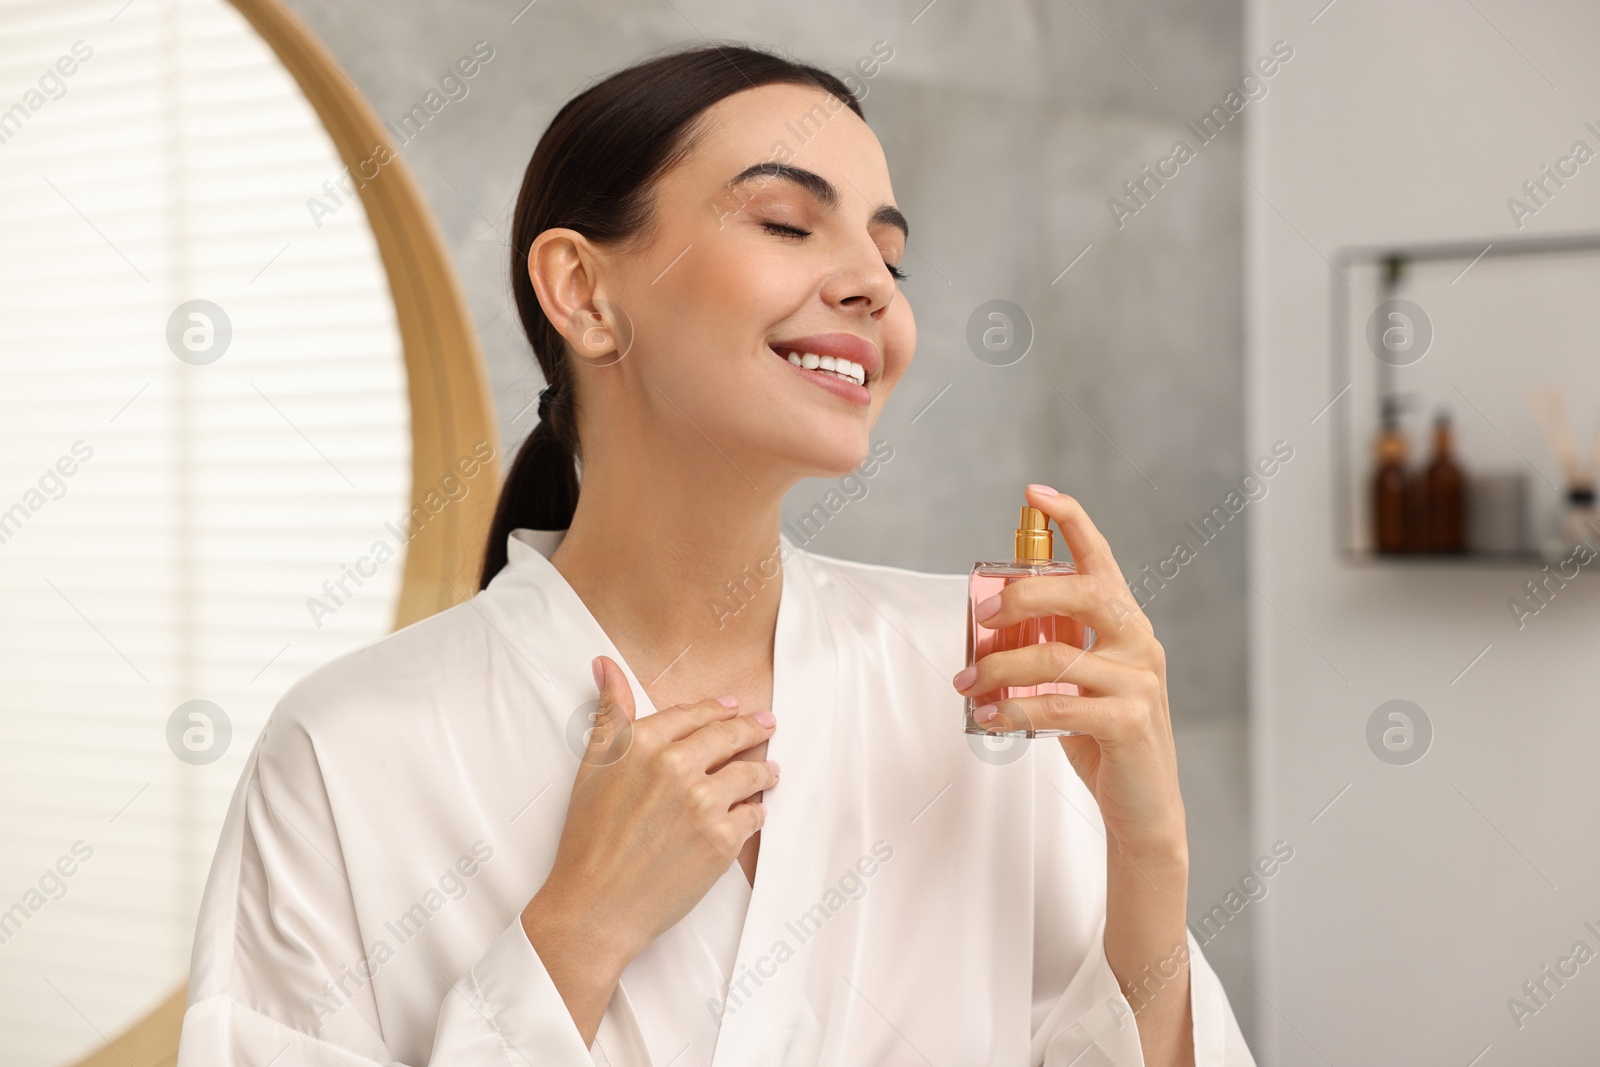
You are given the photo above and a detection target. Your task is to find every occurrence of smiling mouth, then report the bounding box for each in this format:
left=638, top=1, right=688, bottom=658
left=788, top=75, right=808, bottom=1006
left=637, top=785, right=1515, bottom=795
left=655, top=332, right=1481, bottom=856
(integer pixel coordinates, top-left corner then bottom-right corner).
left=768, top=345, right=867, bottom=386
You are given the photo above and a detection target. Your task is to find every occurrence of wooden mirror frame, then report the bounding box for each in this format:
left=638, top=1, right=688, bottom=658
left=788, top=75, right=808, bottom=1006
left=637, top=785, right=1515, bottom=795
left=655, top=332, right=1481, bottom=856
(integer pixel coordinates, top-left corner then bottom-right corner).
left=68, top=0, right=501, bottom=1063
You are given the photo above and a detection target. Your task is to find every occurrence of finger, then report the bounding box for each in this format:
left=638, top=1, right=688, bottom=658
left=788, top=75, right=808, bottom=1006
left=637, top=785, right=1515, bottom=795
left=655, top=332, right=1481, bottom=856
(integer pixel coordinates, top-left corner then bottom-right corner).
left=592, top=655, right=636, bottom=723
left=1024, top=485, right=1129, bottom=587
left=727, top=797, right=767, bottom=846
left=719, top=734, right=771, bottom=765
left=644, top=694, right=743, bottom=743
left=581, top=656, right=637, bottom=762
left=977, top=691, right=1116, bottom=738
left=678, top=710, right=776, bottom=770
left=971, top=572, right=1130, bottom=636
left=957, top=641, right=1133, bottom=700
left=706, top=757, right=780, bottom=805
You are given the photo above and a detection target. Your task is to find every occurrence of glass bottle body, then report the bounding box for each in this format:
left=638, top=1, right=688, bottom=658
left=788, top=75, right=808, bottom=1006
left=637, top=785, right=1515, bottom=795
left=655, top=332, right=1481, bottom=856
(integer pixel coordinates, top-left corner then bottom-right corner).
left=964, top=559, right=1097, bottom=738
left=1542, top=487, right=1600, bottom=562
left=1423, top=420, right=1466, bottom=553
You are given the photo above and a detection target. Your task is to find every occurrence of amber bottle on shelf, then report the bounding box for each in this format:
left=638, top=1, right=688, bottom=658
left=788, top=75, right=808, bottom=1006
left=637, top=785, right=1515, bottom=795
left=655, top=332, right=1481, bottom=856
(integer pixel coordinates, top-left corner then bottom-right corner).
left=1403, top=462, right=1429, bottom=554
left=1373, top=397, right=1409, bottom=554
left=1423, top=409, right=1466, bottom=553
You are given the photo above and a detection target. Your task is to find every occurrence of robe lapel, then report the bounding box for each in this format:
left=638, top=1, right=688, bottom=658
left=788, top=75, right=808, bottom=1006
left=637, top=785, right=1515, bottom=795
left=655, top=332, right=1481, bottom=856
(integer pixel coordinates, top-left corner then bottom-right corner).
left=708, top=535, right=841, bottom=1066
left=492, top=531, right=689, bottom=1065
left=490, top=529, right=840, bottom=1066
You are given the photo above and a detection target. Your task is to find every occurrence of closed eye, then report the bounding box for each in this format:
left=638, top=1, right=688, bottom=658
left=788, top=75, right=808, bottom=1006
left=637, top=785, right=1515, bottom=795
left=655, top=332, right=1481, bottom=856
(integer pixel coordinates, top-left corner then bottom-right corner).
left=760, top=221, right=908, bottom=281
left=761, top=220, right=811, bottom=239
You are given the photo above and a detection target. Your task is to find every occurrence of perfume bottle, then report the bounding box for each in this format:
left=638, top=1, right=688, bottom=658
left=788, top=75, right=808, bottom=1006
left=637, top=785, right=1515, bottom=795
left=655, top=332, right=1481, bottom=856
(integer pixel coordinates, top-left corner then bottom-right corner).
left=965, top=506, right=1096, bottom=738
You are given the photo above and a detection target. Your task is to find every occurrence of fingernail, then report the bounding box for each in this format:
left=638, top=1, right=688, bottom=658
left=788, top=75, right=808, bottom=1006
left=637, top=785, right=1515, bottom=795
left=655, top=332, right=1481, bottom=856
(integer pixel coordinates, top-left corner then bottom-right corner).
left=715, top=695, right=739, bottom=708
left=974, top=704, right=998, bottom=723
left=1027, top=483, right=1058, bottom=497
left=974, top=594, right=1002, bottom=622
left=753, top=710, right=776, bottom=728
left=951, top=665, right=978, bottom=690
left=767, top=759, right=781, bottom=778
left=591, top=656, right=604, bottom=689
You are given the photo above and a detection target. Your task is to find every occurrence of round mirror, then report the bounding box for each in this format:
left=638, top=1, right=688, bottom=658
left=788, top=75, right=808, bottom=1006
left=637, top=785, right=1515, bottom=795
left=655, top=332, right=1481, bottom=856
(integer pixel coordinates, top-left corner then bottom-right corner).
left=0, top=2, right=498, bottom=1063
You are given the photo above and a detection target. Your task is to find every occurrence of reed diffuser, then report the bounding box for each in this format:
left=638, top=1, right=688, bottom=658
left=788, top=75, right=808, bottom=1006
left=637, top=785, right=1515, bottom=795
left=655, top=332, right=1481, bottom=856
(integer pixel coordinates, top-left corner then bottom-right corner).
left=1529, top=387, right=1600, bottom=558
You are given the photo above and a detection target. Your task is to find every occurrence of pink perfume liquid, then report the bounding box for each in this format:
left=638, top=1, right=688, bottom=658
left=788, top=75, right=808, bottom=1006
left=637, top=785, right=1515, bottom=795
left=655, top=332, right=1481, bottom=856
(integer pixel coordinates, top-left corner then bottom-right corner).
left=966, top=560, right=1096, bottom=737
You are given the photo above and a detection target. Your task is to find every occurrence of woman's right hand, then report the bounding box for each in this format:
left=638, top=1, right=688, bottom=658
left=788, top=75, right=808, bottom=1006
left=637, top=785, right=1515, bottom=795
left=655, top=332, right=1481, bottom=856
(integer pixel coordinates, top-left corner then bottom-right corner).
left=520, top=654, right=777, bottom=1044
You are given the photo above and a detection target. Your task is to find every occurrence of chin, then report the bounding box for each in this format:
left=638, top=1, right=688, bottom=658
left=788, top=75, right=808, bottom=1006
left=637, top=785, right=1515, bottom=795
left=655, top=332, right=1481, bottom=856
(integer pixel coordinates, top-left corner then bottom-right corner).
left=726, top=356, right=892, bottom=480
left=786, top=427, right=873, bottom=479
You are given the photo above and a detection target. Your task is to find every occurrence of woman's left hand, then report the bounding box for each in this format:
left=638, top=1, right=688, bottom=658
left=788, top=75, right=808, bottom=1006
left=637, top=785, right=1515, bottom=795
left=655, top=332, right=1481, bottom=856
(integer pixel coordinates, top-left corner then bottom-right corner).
left=951, top=483, right=1186, bottom=858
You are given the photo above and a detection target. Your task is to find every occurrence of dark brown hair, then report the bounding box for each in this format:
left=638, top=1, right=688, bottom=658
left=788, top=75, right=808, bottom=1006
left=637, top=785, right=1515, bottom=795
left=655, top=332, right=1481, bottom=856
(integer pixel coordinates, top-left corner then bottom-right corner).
left=477, top=43, right=864, bottom=588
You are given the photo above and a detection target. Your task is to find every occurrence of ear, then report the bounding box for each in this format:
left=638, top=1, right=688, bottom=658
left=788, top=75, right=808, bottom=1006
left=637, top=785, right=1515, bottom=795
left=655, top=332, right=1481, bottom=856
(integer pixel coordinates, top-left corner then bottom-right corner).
left=526, top=228, right=621, bottom=364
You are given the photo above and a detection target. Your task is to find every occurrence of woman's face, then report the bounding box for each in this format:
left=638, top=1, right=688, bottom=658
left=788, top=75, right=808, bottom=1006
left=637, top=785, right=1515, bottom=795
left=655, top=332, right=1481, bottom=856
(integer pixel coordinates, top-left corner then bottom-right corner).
left=581, top=81, right=915, bottom=484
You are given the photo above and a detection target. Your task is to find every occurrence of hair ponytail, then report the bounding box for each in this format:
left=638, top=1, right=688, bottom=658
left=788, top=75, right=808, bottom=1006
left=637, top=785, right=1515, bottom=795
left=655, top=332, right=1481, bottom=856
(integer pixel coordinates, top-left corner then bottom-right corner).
left=477, top=388, right=580, bottom=588
left=477, top=42, right=863, bottom=589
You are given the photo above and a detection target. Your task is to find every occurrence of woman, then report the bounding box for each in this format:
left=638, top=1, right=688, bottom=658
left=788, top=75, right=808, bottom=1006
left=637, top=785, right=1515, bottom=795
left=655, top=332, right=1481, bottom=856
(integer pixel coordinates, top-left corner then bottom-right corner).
left=178, top=43, right=1254, bottom=1066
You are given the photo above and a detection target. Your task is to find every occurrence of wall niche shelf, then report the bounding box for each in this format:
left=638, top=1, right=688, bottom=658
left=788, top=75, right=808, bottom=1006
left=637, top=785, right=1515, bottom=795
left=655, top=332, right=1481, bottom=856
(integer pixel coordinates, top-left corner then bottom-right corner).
left=1329, top=231, right=1600, bottom=570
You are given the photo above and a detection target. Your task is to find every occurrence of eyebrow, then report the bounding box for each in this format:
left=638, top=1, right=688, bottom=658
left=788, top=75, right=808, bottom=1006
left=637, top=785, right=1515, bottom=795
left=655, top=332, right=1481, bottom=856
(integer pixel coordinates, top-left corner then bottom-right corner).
left=726, top=161, right=909, bottom=240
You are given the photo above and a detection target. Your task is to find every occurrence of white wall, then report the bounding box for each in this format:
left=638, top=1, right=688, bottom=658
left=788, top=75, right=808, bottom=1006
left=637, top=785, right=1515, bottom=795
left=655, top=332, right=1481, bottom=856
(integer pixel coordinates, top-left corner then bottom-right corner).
left=1247, top=0, right=1600, bottom=1062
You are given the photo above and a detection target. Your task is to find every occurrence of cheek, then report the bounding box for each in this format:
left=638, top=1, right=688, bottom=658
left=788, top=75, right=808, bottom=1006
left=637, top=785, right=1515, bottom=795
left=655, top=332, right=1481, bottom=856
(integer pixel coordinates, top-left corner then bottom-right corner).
left=626, top=246, right=799, bottom=402
left=670, top=239, right=800, bottom=345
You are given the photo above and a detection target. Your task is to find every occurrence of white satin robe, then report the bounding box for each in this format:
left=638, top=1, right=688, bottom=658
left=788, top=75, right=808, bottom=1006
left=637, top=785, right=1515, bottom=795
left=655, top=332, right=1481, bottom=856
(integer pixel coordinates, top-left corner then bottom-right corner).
left=177, top=527, right=1257, bottom=1066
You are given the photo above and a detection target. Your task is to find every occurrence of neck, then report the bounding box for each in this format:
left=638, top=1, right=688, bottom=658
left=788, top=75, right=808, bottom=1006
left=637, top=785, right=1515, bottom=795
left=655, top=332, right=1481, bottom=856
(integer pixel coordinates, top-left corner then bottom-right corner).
left=549, top=439, right=793, bottom=704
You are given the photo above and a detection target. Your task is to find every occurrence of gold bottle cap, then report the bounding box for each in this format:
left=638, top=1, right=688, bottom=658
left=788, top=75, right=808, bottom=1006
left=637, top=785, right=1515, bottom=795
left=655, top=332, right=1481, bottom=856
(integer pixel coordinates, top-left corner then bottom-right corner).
left=1015, top=505, right=1053, bottom=561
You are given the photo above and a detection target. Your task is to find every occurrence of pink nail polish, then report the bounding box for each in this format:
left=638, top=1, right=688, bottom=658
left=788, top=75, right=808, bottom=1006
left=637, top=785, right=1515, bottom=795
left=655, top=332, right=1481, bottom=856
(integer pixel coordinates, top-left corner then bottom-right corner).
left=951, top=665, right=977, bottom=690
left=974, top=704, right=998, bottom=723
left=1027, top=483, right=1058, bottom=496
left=753, top=710, right=776, bottom=728
left=767, top=760, right=781, bottom=778
left=974, top=594, right=1002, bottom=622
left=716, top=695, right=739, bottom=708
left=591, top=656, right=604, bottom=690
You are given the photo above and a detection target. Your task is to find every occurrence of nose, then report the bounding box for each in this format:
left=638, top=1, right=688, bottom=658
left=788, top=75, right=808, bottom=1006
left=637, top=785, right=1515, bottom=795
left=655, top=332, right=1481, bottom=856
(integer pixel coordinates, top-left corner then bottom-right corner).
left=819, top=236, right=899, bottom=318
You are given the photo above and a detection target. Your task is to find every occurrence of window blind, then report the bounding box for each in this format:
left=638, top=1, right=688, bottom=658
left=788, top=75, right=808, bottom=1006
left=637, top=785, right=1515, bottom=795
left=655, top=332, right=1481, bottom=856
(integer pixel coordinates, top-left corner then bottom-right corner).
left=0, top=1, right=411, bottom=1062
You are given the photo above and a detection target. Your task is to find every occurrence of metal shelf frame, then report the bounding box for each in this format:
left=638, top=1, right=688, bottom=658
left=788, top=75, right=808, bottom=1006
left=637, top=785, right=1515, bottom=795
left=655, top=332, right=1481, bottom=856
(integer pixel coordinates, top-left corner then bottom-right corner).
left=1328, top=231, right=1600, bottom=568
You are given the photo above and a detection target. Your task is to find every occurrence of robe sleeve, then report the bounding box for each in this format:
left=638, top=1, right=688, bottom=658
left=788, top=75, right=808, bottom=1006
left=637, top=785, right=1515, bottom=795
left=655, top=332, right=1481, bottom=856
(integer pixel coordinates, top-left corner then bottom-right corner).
left=1028, top=757, right=1258, bottom=1066
left=175, top=700, right=597, bottom=1067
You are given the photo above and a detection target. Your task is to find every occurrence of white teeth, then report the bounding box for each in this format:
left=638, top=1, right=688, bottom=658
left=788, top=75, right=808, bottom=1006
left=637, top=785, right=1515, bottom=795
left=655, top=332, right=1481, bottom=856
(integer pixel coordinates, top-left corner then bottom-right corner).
left=775, top=347, right=867, bottom=386
left=830, top=358, right=864, bottom=385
